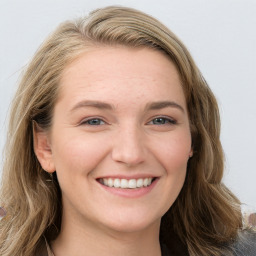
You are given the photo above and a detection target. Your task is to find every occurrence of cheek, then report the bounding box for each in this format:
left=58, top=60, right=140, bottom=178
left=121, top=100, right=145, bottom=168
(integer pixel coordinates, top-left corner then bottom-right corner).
left=51, top=132, right=109, bottom=175
left=150, top=134, right=191, bottom=215
left=156, top=133, right=191, bottom=172
left=160, top=134, right=191, bottom=202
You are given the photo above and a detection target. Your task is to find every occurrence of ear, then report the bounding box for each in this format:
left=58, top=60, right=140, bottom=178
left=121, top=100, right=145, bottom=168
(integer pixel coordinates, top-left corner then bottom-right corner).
left=33, top=121, right=55, bottom=173
left=189, top=136, right=194, bottom=158
left=189, top=149, right=193, bottom=158
left=188, top=145, right=193, bottom=158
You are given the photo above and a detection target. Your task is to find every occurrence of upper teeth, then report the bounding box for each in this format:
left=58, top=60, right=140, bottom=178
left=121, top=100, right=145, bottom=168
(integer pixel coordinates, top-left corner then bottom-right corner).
left=101, top=178, right=153, bottom=189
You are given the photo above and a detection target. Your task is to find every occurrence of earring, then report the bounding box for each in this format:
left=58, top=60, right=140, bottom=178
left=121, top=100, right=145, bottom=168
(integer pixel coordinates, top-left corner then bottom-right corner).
left=42, top=168, right=54, bottom=182
left=46, top=172, right=53, bottom=182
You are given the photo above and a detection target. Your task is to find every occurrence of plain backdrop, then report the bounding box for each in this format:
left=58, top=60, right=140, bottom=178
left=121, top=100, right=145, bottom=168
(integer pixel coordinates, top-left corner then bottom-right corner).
left=0, top=0, right=255, bottom=209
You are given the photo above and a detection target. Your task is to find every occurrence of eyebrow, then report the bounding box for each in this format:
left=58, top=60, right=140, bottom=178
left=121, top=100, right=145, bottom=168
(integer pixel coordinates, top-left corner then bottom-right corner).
left=70, top=100, right=114, bottom=113
left=70, top=100, right=184, bottom=113
left=145, top=101, right=185, bottom=113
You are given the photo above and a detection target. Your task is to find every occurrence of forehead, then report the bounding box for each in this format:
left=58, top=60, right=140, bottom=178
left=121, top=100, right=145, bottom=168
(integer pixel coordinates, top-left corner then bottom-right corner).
left=58, top=46, right=186, bottom=109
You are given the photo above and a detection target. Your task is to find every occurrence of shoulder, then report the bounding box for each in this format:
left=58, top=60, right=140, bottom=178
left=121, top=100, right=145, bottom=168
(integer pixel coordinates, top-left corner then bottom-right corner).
left=231, top=229, right=256, bottom=256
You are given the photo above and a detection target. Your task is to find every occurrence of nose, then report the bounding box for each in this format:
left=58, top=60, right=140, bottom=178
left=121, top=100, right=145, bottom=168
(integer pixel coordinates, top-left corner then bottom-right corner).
left=111, top=126, right=146, bottom=167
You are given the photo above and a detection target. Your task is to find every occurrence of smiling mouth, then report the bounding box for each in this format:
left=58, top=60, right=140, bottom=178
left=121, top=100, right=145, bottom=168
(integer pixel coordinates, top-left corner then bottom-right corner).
left=97, top=177, right=157, bottom=189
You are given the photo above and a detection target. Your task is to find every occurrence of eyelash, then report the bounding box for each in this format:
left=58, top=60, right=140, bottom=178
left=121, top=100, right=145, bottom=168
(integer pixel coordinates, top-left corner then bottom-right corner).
left=80, top=116, right=177, bottom=126
left=80, top=118, right=106, bottom=126
left=147, top=116, right=177, bottom=126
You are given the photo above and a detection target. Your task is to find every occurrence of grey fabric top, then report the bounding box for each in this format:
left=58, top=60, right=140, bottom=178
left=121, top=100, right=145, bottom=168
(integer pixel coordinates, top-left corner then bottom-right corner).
left=232, top=229, right=256, bottom=256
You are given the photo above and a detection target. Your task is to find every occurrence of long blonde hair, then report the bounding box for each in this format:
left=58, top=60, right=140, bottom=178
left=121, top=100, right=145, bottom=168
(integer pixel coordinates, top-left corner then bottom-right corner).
left=0, top=6, right=242, bottom=256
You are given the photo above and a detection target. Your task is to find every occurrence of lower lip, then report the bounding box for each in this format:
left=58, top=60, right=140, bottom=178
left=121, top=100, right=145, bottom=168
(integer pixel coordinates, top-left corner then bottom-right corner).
left=97, top=178, right=159, bottom=198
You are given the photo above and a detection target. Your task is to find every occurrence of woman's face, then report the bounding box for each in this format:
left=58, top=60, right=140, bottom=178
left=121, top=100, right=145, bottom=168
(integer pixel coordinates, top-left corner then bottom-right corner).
left=36, top=46, right=192, bottom=234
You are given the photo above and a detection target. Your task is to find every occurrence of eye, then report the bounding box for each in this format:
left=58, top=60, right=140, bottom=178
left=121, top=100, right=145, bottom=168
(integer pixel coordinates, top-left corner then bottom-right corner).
left=149, top=117, right=176, bottom=125
left=81, top=118, right=105, bottom=126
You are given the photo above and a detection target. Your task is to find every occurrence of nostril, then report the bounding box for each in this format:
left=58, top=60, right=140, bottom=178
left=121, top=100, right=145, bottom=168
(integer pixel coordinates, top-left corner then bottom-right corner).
left=111, top=134, right=146, bottom=166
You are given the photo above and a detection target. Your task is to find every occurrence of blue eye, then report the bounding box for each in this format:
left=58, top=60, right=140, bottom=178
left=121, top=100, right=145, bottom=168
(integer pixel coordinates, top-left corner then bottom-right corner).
left=150, top=117, right=176, bottom=125
left=83, top=118, right=105, bottom=125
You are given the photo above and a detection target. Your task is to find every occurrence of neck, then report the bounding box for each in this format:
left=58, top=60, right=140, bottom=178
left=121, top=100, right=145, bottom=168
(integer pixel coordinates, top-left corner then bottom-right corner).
left=51, top=211, right=162, bottom=256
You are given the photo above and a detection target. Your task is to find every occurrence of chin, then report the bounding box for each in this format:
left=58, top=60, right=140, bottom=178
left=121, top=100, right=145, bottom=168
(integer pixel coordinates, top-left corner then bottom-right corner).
left=99, top=211, right=161, bottom=234
left=106, top=221, right=158, bottom=234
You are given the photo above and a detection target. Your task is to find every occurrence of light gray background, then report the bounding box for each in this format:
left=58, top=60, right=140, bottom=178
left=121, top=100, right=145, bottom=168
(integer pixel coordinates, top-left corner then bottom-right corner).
left=0, top=0, right=255, bottom=209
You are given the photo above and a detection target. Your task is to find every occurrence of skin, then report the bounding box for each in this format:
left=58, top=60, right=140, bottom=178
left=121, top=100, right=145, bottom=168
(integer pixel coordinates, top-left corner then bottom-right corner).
left=34, top=46, right=193, bottom=256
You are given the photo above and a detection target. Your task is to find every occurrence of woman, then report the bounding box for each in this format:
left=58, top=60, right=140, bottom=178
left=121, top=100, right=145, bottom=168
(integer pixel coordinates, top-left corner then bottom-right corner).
left=0, top=6, right=255, bottom=256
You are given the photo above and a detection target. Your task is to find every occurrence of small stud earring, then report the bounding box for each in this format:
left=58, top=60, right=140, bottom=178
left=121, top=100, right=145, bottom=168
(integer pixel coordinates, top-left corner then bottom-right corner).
left=46, top=172, right=54, bottom=182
